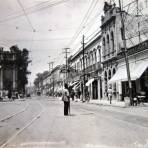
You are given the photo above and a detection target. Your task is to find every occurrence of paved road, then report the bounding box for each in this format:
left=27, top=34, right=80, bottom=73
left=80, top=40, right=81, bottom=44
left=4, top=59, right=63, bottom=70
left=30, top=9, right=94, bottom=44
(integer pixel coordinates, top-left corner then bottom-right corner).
left=0, top=96, right=148, bottom=148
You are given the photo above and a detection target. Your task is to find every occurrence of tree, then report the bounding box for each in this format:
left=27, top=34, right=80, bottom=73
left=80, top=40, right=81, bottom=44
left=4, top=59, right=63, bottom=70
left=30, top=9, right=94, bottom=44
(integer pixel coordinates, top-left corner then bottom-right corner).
left=34, top=71, right=49, bottom=89
left=10, top=45, right=31, bottom=94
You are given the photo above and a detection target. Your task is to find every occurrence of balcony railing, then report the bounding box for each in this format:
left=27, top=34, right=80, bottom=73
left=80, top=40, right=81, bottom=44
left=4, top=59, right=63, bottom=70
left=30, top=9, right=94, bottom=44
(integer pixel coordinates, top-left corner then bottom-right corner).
left=85, top=62, right=102, bottom=73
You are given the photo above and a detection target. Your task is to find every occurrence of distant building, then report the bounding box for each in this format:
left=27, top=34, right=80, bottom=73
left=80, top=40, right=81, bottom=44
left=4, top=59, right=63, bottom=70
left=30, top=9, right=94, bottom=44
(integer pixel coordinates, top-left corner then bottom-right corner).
left=0, top=46, right=30, bottom=97
left=41, top=65, right=65, bottom=96
left=0, top=48, right=18, bottom=95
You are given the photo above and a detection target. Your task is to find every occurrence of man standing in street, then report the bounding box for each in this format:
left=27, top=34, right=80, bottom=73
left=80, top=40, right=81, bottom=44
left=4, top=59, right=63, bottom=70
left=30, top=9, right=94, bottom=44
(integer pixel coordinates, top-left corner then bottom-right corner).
left=62, top=83, right=70, bottom=116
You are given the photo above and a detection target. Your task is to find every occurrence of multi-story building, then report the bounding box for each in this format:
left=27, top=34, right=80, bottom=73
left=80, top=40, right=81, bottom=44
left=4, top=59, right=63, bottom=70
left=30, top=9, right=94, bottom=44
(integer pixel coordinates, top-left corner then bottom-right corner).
left=102, top=2, right=148, bottom=103
left=41, top=65, right=65, bottom=96
left=0, top=48, right=17, bottom=93
left=100, top=2, right=123, bottom=100
left=68, top=33, right=102, bottom=100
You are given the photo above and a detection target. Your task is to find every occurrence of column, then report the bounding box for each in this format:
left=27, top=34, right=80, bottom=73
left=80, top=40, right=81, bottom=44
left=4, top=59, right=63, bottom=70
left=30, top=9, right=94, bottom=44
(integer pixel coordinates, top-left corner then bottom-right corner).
left=118, top=81, right=122, bottom=101
left=90, top=83, right=93, bottom=100
left=0, top=68, right=3, bottom=90
left=98, top=79, right=101, bottom=100
left=13, top=68, right=16, bottom=90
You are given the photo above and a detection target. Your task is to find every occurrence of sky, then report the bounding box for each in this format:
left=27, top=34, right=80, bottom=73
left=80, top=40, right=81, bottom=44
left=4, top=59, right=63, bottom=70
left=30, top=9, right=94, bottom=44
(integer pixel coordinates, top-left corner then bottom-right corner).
left=0, top=0, right=147, bottom=85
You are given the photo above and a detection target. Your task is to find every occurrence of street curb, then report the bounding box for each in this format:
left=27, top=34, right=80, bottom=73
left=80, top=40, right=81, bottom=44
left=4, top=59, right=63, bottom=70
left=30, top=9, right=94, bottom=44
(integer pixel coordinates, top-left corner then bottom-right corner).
left=90, top=102, right=126, bottom=108
left=78, top=100, right=126, bottom=108
left=0, top=103, right=29, bottom=122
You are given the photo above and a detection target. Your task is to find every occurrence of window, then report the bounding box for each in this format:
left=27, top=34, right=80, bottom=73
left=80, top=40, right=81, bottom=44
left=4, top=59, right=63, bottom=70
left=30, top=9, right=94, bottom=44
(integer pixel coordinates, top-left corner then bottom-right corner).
left=103, top=37, right=106, bottom=56
left=104, top=71, right=108, bottom=94
left=94, top=50, right=97, bottom=63
left=108, top=69, right=111, bottom=80
left=88, top=54, right=90, bottom=66
left=111, top=31, right=114, bottom=52
left=113, top=68, right=116, bottom=75
left=85, top=56, right=88, bottom=68
left=91, top=52, right=94, bottom=65
left=107, top=34, right=110, bottom=54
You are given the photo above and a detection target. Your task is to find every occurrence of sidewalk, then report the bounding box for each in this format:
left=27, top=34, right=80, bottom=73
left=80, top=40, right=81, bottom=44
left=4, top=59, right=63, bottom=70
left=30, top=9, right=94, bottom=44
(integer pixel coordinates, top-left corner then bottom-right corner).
left=89, top=100, right=126, bottom=107
left=87, top=99, right=148, bottom=118
left=89, top=99, right=148, bottom=107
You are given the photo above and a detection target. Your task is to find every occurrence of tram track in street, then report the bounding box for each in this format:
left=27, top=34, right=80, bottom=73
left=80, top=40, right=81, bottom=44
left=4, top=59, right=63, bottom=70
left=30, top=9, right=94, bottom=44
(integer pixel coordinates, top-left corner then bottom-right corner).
left=0, top=100, right=45, bottom=148
left=0, top=103, right=29, bottom=122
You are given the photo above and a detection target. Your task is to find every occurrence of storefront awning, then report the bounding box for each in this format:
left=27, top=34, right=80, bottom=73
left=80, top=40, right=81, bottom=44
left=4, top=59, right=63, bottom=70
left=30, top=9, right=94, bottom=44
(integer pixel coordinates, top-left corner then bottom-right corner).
left=86, top=78, right=94, bottom=86
left=73, top=81, right=81, bottom=90
left=69, top=81, right=79, bottom=87
left=108, top=60, right=148, bottom=84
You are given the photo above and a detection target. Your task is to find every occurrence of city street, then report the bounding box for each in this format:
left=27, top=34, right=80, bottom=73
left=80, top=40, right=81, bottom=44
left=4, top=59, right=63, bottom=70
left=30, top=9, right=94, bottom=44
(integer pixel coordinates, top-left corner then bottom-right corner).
left=0, top=96, right=148, bottom=148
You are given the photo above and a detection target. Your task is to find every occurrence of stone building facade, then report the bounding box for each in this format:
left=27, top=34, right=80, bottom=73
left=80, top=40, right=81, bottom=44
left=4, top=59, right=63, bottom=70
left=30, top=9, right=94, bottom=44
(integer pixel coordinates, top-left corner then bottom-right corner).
left=68, top=33, right=102, bottom=100
left=102, top=2, right=148, bottom=103
left=101, top=2, right=123, bottom=100
left=0, top=48, right=18, bottom=96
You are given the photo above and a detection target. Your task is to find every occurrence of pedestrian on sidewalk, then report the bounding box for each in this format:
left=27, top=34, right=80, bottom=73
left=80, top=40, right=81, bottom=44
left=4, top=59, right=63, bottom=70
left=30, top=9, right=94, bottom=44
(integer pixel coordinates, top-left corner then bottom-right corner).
left=62, top=83, right=70, bottom=116
left=108, top=84, right=112, bottom=104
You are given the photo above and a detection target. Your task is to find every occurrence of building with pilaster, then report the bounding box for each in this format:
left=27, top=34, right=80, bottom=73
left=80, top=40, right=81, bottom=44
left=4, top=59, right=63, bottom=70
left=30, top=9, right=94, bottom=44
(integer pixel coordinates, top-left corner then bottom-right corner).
left=101, top=2, right=148, bottom=103
left=100, top=2, right=121, bottom=100
left=68, top=32, right=102, bottom=100
left=0, top=48, right=18, bottom=96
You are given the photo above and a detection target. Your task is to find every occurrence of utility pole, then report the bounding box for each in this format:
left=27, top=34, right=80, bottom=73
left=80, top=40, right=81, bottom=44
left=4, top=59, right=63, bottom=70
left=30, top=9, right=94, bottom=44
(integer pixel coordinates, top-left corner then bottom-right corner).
left=118, top=0, right=133, bottom=105
left=136, top=0, right=141, bottom=43
left=82, top=35, right=86, bottom=102
left=63, top=48, right=70, bottom=83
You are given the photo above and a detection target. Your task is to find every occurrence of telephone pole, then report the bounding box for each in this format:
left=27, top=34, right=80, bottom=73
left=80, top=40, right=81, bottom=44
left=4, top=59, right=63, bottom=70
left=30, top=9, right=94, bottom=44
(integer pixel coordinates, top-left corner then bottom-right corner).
left=136, top=0, right=141, bottom=43
left=118, top=0, right=133, bottom=105
left=63, top=48, right=70, bottom=83
left=82, top=35, right=86, bottom=102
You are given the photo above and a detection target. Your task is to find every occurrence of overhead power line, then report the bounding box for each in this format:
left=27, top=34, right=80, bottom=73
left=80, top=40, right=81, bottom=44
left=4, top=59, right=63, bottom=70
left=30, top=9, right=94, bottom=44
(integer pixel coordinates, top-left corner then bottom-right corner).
left=0, top=0, right=71, bottom=24
left=67, top=0, right=99, bottom=48
left=0, top=37, right=72, bottom=42
left=17, top=0, right=35, bottom=31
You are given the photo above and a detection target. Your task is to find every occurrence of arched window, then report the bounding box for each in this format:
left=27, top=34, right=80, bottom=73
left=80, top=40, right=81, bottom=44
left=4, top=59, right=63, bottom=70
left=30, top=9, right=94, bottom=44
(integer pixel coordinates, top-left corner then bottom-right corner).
left=97, top=46, right=101, bottom=62
left=113, top=68, right=116, bottom=75
left=108, top=69, right=111, bottom=80
left=90, top=52, right=93, bottom=65
left=77, top=62, right=79, bottom=70
left=75, top=63, right=77, bottom=70
left=87, top=54, right=90, bottom=66
left=104, top=71, right=108, bottom=94
left=94, top=50, right=97, bottom=63
left=91, top=52, right=94, bottom=64
left=80, top=59, right=82, bottom=70
left=103, top=37, right=106, bottom=56
left=104, top=71, right=107, bottom=81
left=107, top=34, right=110, bottom=54
left=111, top=31, right=114, bottom=52
left=85, top=56, right=87, bottom=68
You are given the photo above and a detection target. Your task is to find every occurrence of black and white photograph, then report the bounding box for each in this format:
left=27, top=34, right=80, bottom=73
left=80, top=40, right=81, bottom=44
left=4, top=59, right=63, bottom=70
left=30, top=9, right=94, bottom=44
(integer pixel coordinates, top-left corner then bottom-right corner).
left=0, top=0, right=148, bottom=148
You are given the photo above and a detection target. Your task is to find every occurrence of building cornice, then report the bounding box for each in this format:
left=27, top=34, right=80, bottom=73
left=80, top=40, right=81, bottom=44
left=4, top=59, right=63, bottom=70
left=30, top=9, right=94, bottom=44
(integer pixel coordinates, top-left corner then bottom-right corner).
left=70, top=33, right=102, bottom=62
left=117, top=40, right=148, bottom=59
